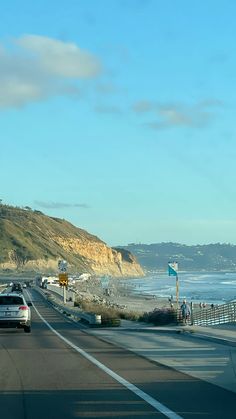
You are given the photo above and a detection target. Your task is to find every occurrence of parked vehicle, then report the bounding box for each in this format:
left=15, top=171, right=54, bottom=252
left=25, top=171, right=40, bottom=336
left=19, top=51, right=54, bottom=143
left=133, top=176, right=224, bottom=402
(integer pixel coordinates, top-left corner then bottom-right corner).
left=0, top=293, right=32, bottom=333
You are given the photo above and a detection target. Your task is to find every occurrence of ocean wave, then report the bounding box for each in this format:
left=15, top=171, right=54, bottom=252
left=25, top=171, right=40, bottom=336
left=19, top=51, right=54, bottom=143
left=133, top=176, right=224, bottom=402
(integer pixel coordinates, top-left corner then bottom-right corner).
left=124, top=272, right=236, bottom=303
left=221, top=280, right=236, bottom=285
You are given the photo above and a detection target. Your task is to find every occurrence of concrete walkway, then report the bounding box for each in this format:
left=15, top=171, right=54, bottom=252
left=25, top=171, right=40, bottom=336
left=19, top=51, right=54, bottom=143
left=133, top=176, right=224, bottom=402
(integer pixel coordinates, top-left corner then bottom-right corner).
left=117, top=319, right=236, bottom=346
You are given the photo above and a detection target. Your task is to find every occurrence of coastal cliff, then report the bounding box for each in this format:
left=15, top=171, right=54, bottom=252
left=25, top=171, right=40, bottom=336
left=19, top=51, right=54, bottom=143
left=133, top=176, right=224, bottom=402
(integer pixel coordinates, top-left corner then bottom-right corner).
left=0, top=204, right=144, bottom=277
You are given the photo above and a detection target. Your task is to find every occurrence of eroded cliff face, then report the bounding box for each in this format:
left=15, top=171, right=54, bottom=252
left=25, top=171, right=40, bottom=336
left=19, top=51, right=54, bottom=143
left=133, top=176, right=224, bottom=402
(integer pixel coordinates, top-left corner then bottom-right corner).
left=53, top=237, right=144, bottom=277
left=0, top=205, right=144, bottom=277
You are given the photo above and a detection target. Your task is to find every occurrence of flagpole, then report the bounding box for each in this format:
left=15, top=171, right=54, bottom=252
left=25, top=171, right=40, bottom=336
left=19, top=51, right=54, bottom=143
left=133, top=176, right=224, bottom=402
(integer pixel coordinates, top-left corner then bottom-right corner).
left=176, top=273, right=179, bottom=310
left=168, top=261, right=179, bottom=311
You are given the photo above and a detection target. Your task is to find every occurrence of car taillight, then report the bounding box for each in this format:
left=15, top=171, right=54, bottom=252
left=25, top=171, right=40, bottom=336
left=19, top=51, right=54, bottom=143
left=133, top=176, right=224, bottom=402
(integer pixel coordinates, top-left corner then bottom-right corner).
left=19, top=306, right=28, bottom=310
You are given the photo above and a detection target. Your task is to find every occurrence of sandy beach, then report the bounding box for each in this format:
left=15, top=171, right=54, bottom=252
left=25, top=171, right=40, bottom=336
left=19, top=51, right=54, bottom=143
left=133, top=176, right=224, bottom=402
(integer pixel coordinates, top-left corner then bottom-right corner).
left=107, top=292, right=170, bottom=312
left=74, top=277, right=172, bottom=313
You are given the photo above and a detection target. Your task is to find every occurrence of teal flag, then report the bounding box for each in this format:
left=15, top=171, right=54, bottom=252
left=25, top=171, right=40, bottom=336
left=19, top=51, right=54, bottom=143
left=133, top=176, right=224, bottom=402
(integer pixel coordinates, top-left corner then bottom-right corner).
left=168, top=262, right=178, bottom=276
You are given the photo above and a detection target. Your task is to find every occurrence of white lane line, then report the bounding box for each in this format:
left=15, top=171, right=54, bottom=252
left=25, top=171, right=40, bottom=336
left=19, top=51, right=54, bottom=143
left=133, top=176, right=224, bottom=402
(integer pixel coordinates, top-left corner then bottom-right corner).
left=30, top=296, right=183, bottom=419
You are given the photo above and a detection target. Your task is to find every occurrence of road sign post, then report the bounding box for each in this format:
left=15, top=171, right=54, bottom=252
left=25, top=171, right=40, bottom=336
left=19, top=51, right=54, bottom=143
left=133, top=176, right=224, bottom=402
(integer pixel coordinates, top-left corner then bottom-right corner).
left=63, top=283, right=66, bottom=304
left=58, top=260, right=68, bottom=304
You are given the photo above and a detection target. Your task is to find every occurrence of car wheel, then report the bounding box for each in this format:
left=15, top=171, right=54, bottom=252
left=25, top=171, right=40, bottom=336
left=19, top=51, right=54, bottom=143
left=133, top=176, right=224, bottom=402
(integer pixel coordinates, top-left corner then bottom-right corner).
left=24, top=325, right=31, bottom=333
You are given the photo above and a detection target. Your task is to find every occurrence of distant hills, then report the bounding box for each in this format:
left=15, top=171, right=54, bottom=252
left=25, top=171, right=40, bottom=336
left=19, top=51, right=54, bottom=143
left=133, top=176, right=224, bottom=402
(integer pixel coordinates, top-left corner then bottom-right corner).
left=0, top=204, right=144, bottom=277
left=119, top=242, right=236, bottom=272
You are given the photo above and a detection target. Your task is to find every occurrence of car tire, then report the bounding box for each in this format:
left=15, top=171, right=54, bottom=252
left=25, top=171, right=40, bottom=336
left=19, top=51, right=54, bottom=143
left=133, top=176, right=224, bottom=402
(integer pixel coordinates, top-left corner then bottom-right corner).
left=24, top=325, right=31, bottom=333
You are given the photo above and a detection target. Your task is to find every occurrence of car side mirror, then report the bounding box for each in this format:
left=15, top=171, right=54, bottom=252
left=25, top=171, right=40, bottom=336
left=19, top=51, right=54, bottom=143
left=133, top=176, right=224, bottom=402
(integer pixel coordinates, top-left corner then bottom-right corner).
left=27, top=302, right=32, bottom=307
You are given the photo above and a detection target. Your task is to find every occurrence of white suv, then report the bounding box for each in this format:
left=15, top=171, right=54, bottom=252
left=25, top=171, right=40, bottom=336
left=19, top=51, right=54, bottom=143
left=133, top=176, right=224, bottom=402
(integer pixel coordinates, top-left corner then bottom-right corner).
left=0, top=293, right=32, bottom=333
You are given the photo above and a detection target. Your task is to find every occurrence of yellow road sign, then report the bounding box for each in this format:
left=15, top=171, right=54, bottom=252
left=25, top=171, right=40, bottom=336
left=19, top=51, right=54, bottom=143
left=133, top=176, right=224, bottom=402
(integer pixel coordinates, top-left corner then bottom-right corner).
left=58, top=273, right=68, bottom=286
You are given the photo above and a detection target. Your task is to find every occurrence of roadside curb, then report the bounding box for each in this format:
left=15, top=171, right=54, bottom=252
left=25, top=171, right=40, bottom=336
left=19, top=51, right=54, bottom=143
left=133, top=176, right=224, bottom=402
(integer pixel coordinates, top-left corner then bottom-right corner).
left=182, top=330, right=236, bottom=347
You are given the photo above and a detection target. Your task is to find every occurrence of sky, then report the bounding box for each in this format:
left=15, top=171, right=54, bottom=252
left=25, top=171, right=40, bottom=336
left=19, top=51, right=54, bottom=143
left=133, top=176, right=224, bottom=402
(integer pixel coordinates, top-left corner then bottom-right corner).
left=0, top=0, right=236, bottom=247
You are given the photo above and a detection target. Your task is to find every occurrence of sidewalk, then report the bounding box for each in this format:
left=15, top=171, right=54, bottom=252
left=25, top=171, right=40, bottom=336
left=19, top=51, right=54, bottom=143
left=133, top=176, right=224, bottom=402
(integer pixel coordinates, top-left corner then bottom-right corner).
left=117, top=319, right=236, bottom=346
left=184, top=322, right=236, bottom=346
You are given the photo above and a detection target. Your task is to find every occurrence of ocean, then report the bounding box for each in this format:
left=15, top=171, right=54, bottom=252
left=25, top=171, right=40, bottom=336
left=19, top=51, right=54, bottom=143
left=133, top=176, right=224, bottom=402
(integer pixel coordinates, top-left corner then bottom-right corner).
left=121, top=272, right=236, bottom=305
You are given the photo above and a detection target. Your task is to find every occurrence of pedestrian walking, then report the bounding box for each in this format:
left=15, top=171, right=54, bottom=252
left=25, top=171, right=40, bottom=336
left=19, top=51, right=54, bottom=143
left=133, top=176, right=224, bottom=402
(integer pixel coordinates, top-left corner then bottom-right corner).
left=181, top=299, right=191, bottom=324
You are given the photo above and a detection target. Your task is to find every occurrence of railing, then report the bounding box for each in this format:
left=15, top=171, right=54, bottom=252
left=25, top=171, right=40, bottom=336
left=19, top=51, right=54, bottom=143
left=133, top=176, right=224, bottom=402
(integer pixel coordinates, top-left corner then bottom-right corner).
left=190, top=301, right=236, bottom=326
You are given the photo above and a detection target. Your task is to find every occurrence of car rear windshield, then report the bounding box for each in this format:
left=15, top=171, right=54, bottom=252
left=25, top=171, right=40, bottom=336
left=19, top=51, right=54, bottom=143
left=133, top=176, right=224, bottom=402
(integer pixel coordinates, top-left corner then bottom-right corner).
left=0, top=296, right=24, bottom=305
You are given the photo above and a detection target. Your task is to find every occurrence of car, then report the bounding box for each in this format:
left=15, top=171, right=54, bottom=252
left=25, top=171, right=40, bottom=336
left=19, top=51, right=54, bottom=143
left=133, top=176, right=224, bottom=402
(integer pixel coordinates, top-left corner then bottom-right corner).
left=11, top=283, right=23, bottom=293
left=0, top=293, right=32, bottom=333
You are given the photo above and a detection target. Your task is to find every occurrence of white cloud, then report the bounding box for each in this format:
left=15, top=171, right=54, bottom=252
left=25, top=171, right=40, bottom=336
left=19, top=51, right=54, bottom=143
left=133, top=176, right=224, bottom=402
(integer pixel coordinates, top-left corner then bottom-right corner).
left=0, top=35, right=102, bottom=109
left=16, top=35, right=101, bottom=78
left=0, top=79, right=45, bottom=107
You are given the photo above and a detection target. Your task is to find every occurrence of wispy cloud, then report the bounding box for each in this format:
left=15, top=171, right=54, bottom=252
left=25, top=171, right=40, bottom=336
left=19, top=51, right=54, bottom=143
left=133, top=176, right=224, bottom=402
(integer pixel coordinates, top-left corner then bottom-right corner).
left=0, top=35, right=102, bottom=109
left=133, top=99, right=223, bottom=129
left=95, top=82, right=118, bottom=94
left=34, top=201, right=90, bottom=209
left=132, top=100, right=154, bottom=113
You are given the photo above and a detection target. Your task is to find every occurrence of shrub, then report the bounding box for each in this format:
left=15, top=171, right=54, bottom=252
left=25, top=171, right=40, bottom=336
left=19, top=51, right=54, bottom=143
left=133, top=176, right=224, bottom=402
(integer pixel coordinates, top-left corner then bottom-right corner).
left=140, top=307, right=177, bottom=325
left=119, top=311, right=141, bottom=321
left=74, top=298, right=142, bottom=323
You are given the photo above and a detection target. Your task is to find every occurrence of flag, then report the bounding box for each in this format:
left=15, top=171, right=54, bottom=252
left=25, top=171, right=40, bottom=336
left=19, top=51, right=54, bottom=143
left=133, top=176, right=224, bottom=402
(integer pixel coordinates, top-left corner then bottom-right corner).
left=168, top=261, right=178, bottom=276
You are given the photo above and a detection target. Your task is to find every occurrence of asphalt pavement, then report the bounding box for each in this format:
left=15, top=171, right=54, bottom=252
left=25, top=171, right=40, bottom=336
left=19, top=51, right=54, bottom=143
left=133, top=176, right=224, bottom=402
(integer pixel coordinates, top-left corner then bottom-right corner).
left=37, top=285, right=236, bottom=394
left=1, top=286, right=236, bottom=418
left=87, top=319, right=236, bottom=394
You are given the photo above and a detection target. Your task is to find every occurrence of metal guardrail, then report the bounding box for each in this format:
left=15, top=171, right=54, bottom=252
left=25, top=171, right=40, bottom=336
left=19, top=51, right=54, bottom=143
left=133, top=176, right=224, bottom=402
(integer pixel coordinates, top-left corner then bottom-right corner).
left=46, top=284, right=75, bottom=302
left=191, top=301, right=236, bottom=326
left=57, top=305, right=102, bottom=326
left=35, top=286, right=102, bottom=325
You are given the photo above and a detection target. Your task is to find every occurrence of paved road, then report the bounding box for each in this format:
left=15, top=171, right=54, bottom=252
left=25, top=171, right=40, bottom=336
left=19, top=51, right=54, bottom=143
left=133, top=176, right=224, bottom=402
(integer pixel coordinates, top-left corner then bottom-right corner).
left=0, top=288, right=236, bottom=418
left=88, top=322, right=236, bottom=394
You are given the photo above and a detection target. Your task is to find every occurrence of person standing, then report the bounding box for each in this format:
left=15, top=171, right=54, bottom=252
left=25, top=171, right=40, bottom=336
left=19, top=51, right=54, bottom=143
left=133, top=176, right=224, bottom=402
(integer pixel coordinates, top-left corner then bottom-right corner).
left=181, top=299, right=191, bottom=324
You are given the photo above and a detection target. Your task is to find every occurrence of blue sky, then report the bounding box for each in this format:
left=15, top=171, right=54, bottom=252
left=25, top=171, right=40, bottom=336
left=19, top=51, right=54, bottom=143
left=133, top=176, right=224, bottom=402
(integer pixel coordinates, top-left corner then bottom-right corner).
left=1, top=0, right=236, bottom=246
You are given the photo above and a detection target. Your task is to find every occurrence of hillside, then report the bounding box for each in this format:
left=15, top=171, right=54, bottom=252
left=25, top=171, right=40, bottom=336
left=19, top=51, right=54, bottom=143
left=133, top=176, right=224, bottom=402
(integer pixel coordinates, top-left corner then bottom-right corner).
left=119, top=242, right=236, bottom=272
left=0, top=205, right=144, bottom=277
